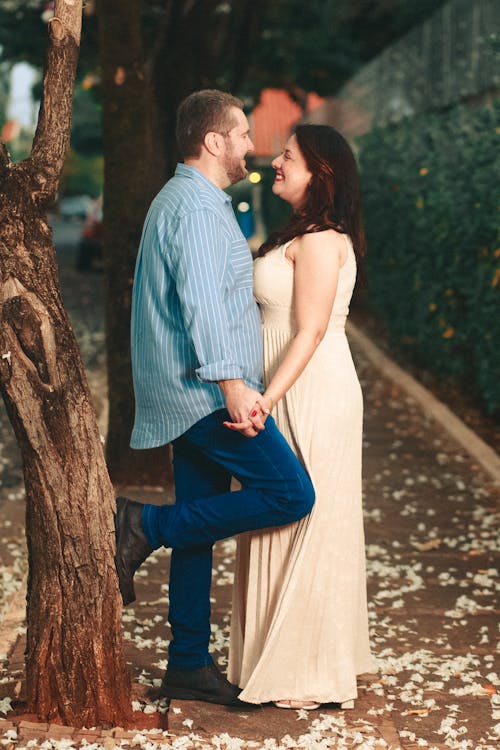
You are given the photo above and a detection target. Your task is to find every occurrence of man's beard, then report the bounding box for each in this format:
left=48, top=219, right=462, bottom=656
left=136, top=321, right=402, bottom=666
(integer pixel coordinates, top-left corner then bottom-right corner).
left=223, top=150, right=247, bottom=185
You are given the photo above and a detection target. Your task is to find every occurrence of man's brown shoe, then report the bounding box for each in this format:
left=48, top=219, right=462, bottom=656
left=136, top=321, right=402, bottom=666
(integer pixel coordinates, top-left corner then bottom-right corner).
left=114, top=496, right=153, bottom=605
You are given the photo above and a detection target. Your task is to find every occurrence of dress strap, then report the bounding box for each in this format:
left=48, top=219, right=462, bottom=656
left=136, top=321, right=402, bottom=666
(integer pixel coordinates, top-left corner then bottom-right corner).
left=342, top=235, right=355, bottom=267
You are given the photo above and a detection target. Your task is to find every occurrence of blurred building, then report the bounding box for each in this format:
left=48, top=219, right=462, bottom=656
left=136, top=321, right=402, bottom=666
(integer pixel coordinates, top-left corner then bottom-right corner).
left=249, top=88, right=324, bottom=165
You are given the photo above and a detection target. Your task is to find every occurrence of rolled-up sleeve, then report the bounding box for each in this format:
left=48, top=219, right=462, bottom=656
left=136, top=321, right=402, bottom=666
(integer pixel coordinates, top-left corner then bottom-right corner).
left=172, top=209, right=243, bottom=383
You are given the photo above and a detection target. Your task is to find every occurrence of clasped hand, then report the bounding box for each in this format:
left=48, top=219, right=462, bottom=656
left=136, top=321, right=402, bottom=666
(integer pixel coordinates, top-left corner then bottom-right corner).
left=222, top=384, right=272, bottom=438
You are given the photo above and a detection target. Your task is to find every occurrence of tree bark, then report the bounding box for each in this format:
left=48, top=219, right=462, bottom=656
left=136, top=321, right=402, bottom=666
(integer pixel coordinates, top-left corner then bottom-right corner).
left=0, top=1, right=131, bottom=726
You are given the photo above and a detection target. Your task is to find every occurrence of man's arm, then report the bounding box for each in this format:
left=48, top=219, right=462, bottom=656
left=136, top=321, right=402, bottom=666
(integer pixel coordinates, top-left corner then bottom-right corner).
left=172, top=210, right=266, bottom=434
left=172, top=210, right=240, bottom=380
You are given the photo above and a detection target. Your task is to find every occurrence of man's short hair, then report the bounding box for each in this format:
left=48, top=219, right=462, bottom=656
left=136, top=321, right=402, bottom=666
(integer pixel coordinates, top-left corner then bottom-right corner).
left=176, top=89, right=244, bottom=159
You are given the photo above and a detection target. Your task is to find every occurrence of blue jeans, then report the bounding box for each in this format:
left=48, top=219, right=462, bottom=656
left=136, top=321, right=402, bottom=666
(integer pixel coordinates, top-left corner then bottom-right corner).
left=141, top=409, right=315, bottom=669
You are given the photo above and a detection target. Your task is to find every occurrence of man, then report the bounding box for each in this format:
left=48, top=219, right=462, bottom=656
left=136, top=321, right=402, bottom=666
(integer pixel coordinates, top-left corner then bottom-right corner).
left=115, top=90, right=314, bottom=706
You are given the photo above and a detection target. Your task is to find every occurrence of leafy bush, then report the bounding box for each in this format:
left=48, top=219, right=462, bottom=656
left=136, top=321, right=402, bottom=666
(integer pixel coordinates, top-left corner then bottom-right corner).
left=358, top=102, right=500, bottom=416
left=60, top=149, right=103, bottom=198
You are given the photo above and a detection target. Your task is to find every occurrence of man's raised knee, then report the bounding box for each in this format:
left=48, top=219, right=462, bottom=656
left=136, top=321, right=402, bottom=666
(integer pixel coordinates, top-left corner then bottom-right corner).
left=287, top=472, right=315, bottom=521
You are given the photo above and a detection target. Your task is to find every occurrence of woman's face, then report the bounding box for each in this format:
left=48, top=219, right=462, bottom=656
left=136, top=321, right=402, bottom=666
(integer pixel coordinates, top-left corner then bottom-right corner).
left=271, top=135, right=312, bottom=210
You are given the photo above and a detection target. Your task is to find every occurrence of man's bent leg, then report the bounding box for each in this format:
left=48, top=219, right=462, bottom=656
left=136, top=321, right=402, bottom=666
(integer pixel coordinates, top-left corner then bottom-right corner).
left=116, top=411, right=314, bottom=616
left=145, top=410, right=315, bottom=551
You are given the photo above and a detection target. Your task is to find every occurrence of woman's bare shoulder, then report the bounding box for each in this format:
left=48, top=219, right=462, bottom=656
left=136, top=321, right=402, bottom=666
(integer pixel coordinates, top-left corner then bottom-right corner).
left=292, top=228, right=347, bottom=262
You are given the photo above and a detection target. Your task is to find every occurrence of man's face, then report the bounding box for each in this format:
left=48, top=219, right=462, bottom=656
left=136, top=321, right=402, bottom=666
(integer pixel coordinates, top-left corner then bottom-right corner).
left=221, top=107, right=254, bottom=185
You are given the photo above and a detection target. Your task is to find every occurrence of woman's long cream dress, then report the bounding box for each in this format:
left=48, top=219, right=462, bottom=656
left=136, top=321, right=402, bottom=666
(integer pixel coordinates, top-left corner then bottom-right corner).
left=228, top=237, right=375, bottom=705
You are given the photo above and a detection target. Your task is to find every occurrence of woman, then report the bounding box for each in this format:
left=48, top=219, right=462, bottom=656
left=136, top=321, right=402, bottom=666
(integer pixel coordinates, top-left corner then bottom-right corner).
left=226, top=124, right=375, bottom=709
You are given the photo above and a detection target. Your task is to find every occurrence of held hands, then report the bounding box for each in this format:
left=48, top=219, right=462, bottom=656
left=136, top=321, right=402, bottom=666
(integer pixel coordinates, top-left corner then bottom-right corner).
left=219, top=380, right=274, bottom=438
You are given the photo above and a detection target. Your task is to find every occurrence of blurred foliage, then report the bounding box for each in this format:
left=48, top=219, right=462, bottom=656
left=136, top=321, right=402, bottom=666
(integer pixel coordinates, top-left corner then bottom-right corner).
left=60, top=149, right=103, bottom=198
left=70, top=85, right=102, bottom=156
left=359, top=101, right=500, bottom=416
left=0, top=1, right=447, bottom=100
left=0, top=1, right=99, bottom=73
left=244, top=0, right=448, bottom=101
left=0, top=0, right=449, bottom=180
left=0, top=61, right=8, bottom=122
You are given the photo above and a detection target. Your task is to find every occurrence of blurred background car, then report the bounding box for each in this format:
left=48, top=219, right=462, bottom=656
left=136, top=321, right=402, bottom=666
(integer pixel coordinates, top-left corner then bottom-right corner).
left=58, top=194, right=94, bottom=221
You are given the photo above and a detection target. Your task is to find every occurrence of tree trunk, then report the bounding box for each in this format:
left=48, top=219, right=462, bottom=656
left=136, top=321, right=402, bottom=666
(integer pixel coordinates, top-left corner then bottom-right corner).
left=0, top=2, right=131, bottom=726
left=98, top=0, right=171, bottom=486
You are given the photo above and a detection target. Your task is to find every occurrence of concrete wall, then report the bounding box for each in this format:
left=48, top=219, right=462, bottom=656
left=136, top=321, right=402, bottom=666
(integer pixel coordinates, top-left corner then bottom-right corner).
left=304, top=0, right=499, bottom=137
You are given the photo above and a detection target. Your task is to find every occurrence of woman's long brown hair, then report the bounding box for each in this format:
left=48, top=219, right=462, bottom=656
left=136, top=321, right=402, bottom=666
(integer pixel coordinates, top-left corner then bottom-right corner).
left=258, top=124, right=366, bottom=270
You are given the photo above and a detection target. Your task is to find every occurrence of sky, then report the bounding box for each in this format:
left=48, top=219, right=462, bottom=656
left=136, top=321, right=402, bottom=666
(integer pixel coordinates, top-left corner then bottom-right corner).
left=7, top=62, right=37, bottom=128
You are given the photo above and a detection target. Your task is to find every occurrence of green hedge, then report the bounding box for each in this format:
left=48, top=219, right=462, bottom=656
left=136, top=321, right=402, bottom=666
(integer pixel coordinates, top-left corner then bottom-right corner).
left=359, top=102, right=500, bottom=416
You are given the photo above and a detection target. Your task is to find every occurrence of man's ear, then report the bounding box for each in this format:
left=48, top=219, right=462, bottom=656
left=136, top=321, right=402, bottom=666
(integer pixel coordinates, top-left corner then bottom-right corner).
left=204, top=131, right=224, bottom=157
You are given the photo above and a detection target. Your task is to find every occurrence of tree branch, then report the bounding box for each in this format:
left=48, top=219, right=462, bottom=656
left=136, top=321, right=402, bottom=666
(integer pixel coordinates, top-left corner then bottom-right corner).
left=27, top=1, right=82, bottom=199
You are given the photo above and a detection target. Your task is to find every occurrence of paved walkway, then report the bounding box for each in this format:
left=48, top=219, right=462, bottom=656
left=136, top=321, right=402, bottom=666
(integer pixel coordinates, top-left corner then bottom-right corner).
left=0, top=259, right=498, bottom=749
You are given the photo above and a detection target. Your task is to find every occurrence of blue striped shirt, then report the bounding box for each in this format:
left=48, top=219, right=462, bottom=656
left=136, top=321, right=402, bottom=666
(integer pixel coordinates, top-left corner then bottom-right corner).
left=130, top=164, right=263, bottom=448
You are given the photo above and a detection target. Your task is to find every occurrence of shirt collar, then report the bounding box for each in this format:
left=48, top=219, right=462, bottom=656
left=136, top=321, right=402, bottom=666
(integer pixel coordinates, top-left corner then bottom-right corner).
left=175, top=163, right=232, bottom=204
